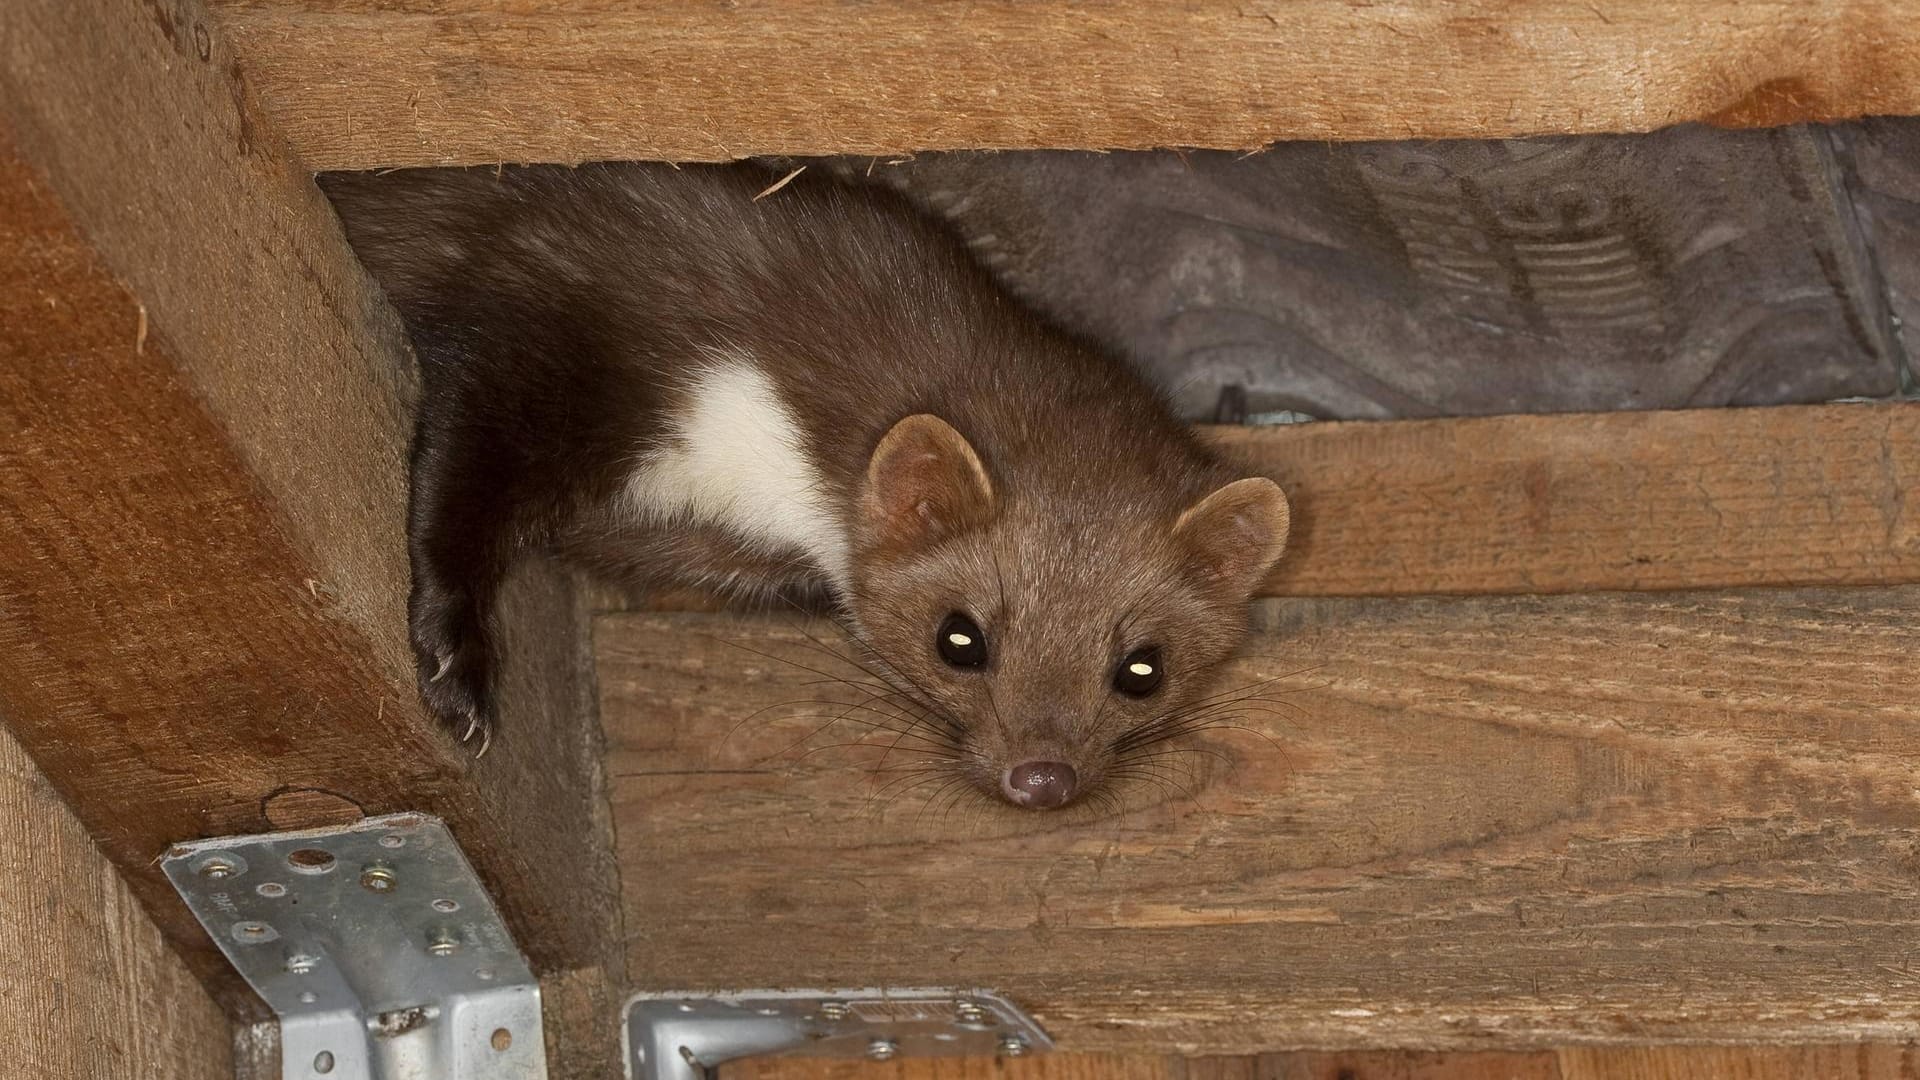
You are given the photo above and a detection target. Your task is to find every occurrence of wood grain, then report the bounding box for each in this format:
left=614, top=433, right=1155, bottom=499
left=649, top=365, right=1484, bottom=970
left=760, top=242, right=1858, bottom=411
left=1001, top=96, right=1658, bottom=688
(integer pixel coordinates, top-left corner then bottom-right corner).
left=1226, top=403, right=1920, bottom=597
left=201, top=0, right=1920, bottom=171
left=722, top=1057, right=1173, bottom=1080
left=2, top=723, right=233, bottom=1080
left=1554, top=1044, right=1920, bottom=1079
left=720, top=1052, right=1553, bottom=1080
left=601, top=588, right=1920, bottom=1052
left=720, top=1044, right=1920, bottom=1079
left=0, top=0, right=624, bottom=1050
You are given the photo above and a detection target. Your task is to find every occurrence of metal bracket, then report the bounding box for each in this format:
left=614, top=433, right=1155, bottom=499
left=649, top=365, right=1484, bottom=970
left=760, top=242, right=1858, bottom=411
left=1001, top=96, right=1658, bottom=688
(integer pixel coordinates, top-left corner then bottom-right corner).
left=163, top=813, right=546, bottom=1080
left=624, top=988, right=1053, bottom=1079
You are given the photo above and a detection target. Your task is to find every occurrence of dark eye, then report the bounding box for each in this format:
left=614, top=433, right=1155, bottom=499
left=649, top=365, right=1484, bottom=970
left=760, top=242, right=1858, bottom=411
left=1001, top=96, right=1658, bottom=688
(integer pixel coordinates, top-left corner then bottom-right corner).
left=936, top=613, right=988, bottom=668
left=1113, top=646, right=1164, bottom=697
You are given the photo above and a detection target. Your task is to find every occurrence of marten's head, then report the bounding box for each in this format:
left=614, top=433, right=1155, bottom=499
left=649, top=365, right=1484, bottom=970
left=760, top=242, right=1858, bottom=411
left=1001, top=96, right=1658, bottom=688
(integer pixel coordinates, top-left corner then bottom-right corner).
left=845, top=414, right=1290, bottom=811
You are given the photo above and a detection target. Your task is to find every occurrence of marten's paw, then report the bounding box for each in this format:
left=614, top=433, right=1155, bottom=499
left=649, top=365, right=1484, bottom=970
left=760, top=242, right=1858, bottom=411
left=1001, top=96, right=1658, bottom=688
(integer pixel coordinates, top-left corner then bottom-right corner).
left=409, top=584, right=495, bottom=756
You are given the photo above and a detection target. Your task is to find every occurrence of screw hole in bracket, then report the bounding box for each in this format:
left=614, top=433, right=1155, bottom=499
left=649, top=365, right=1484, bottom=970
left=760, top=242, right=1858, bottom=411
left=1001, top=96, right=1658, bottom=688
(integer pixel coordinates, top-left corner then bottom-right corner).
left=231, top=921, right=278, bottom=945
left=286, top=848, right=337, bottom=875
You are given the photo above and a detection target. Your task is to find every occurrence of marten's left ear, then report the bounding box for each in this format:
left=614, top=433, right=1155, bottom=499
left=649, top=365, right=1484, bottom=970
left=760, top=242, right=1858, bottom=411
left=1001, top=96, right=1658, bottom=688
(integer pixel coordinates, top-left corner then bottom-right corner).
left=1173, top=477, right=1291, bottom=594
left=859, top=414, right=996, bottom=558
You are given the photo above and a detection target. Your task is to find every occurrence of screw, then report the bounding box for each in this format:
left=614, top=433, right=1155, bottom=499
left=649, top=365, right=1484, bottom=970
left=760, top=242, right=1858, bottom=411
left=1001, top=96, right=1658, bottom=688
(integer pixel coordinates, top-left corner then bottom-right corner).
left=359, top=865, right=397, bottom=893
left=818, top=1000, right=851, bottom=1022
left=999, top=1034, right=1029, bottom=1057
left=955, top=1000, right=989, bottom=1024
left=426, top=929, right=460, bottom=957
left=199, top=857, right=238, bottom=880
left=867, top=1037, right=899, bottom=1061
left=431, top=897, right=460, bottom=913
left=378, top=834, right=405, bottom=849
left=285, top=953, right=319, bottom=975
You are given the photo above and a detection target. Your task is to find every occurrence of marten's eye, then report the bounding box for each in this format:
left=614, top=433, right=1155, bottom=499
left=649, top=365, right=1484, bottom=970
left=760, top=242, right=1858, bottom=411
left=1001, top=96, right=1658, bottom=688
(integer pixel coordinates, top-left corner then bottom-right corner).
left=1113, top=646, right=1164, bottom=697
left=936, top=613, right=989, bottom=668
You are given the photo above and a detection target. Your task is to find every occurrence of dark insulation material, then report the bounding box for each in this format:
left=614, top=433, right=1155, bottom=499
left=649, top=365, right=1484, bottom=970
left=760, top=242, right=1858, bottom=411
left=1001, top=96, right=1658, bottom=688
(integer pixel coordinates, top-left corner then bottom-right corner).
left=845, top=120, right=1918, bottom=421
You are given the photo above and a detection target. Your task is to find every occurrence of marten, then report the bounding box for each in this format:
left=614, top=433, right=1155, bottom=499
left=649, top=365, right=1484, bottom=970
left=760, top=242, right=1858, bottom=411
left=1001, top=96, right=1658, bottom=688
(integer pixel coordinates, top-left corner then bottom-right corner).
left=322, top=162, right=1289, bottom=810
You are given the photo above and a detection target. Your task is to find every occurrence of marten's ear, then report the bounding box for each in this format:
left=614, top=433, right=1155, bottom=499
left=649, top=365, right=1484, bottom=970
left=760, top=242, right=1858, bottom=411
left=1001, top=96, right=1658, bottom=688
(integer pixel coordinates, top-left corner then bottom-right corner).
left=859, top=414, right=996, bottom=557
left=1173, top=477, right=1291, bottom=594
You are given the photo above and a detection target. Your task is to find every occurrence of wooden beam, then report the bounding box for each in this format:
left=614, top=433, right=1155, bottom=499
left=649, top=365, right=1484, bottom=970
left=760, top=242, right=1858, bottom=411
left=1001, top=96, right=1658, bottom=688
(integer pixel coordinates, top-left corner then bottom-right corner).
left=1230, top=403, right=1920, bottom=597
left=722, top=1059, right=1177, bottom=1080
left=4, top=724, right=233, bottom=1080
left=0, top=0, right=623, bottom=1061
left=202, top=0, right=1920, bottom=170
left=720, top=1046, right=1920, bottom=1080
left=600, top=587, right=1920, bottom=1052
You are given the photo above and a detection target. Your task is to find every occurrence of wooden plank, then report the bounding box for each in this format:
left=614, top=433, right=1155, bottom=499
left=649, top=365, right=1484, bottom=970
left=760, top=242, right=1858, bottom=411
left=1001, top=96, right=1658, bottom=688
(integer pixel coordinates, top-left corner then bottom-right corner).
left=3, top=723, right=234, bottom=1080
left=719, top=1044, right=1920, bottom=1079
left=1228, top=403, right=1920, bottom=597
left=598, top=403, right=1920, bottom=613
left=202, top=0, right=1920, bottom=171
left=1555, top=1045, right=1918, bottom=1080
left=1197, top=1051, right=1562, bottom=1080
left=601, top=587, right=1920, bottom=1052
left=719, top=1052, right=1551, bottom=1079
left=0, top=0, right=625, bottom=1055
left=721, top=1056, right=1174, bottom=1080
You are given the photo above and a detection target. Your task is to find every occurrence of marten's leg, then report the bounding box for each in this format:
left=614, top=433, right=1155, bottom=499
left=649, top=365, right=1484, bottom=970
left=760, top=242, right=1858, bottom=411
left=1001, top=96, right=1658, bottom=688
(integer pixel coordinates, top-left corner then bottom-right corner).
left=405, top=363, right=544, bottom=747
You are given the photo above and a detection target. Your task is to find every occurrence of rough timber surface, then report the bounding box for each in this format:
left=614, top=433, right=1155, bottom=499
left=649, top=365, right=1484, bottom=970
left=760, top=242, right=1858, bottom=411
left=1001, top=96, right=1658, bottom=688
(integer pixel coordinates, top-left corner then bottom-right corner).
left=721, top=1044, right=1920, bottom=1079
left=203, top=0, right=1920, bottom=170
left=601, top=588, right=1920, bottom=1052
left=1227, top=403, right=1920, bottom=597
left=0, top=0, right=623, bottom=1052
left=2, top=723, right=233, bottom=1080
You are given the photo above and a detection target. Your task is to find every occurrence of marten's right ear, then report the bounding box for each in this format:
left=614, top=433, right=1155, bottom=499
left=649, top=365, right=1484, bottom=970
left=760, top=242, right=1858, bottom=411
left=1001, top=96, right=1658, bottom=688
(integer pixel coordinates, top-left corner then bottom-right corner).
left=859, top=414, right=996, bottom=557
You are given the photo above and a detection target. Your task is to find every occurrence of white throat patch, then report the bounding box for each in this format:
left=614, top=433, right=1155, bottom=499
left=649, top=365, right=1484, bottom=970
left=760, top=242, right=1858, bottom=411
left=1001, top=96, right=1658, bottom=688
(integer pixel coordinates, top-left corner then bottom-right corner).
left=622, top=355, right=850, bottom=588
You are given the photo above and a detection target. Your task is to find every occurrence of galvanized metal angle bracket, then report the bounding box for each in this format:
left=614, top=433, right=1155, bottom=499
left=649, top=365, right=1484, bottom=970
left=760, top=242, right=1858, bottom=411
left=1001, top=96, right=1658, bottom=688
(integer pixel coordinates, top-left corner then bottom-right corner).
left=625, top=988, right=1053, bottom=1079
left=163, top=812, right=545, bottom=1080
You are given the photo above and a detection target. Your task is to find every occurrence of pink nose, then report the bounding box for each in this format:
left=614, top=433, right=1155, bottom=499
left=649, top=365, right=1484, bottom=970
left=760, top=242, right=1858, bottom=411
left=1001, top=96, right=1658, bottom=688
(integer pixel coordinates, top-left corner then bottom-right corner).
left=1001, top=761, right=1078, bottom=809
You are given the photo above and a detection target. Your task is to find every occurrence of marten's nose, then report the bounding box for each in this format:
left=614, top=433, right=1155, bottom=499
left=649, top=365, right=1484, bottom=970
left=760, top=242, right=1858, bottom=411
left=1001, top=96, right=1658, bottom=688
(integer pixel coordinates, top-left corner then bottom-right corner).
left=1002, top=761, right=1077, bottom=809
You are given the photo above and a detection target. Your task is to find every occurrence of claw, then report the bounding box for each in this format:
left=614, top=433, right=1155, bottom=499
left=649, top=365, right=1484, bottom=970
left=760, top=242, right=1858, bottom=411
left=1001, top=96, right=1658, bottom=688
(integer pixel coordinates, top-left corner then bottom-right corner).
left=461, top=714, right=480, bottom=742
left=475, top=723, right=493, bottom=759
left=430, top=652, right=454, bottom=684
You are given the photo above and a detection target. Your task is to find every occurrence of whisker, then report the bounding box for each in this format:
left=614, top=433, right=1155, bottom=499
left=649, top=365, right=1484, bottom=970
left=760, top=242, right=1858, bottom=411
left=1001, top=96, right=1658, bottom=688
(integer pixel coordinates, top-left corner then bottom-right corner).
left=912, top=775, right=975, bottom=828
left=762, top=697, right=955, bottom=759
left=791, top=738, right=955, bottom=762
left=869, top=769, right=964, bottom=819
left=1115, top=744, right=1233, bottom=766
left=1106, top=766, right=1198, bottom=804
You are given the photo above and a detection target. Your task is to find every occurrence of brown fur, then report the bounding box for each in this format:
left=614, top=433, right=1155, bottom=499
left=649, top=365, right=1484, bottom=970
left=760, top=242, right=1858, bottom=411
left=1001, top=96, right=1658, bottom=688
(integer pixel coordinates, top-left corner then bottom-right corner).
left=322, top=161, right=1289, bottom=806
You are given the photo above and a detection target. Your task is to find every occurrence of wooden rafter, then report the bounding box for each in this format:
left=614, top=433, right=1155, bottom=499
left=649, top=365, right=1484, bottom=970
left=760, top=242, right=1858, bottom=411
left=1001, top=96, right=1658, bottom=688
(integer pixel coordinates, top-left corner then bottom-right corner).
left=203, top=0, right=1920, bottom=170
left=1231, top=403, right=1920, bottom=597
left=603, top=584, right=1920, bottom=1050
left=0, top=0, right=621, bottom=1068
